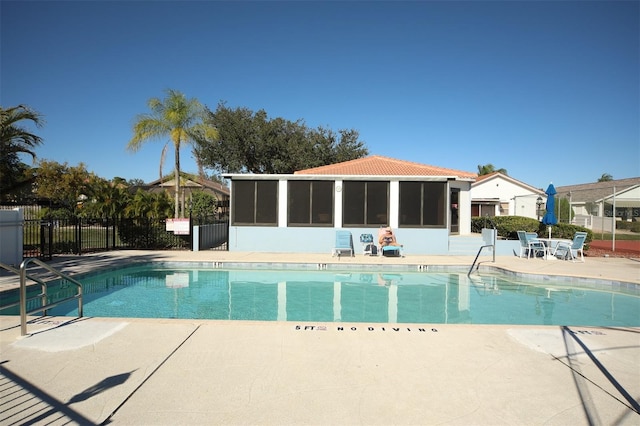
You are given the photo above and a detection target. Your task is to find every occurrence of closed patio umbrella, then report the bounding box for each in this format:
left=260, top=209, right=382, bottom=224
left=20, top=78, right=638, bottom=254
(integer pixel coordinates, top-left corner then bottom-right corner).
left=541, top=183, right=557, bottom=238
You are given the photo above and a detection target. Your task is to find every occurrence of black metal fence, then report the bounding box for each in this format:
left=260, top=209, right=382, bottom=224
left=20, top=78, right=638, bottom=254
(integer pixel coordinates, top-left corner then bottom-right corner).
left=19, top=216, right=228, bottom=259
left=1, top=202, right=230, bottom=259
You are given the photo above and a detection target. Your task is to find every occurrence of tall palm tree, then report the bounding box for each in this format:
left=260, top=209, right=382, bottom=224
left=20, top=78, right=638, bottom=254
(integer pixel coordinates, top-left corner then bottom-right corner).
left=88, top=179, right=131, bottom=219
left=0, top=104, right=44, bottom=157
left=0, top=105, right=44, bottom=196
left=126, top=189, right=153, bottom=219
left=128, top=89, right=213, bottom=218
left=597, top=173, right=613, bottom=182
left=477, top=163, right=508, bottom=176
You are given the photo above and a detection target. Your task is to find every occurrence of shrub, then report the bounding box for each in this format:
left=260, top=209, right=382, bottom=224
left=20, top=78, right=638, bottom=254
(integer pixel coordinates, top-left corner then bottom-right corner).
left=52, top=241, right=77, bottom=254
left=472, top=216, right=540, bottom=240
left=117, top=218, right=189, bottom=249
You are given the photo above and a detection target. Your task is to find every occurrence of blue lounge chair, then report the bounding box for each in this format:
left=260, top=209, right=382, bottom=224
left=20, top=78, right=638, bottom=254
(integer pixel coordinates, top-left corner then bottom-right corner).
left=553, top=232, right=587, bottom=262
left=381, top=246, right=402, bottom=257
left=333, top=230, right=354, bottom=257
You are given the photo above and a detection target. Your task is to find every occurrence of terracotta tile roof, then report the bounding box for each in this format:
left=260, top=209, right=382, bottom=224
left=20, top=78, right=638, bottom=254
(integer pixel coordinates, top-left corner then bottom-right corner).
left=294, top=155, right=477, bottom=179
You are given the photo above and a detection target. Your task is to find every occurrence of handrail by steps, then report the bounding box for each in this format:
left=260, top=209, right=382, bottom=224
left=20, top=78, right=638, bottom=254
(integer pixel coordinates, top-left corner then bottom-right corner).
left=468, top=245, right=495, bottom=276
left=19, top=258, right=83, bottom=336
left=0, top=261, right=47, bottom=312
left=468, top=227, right=497, bottom=276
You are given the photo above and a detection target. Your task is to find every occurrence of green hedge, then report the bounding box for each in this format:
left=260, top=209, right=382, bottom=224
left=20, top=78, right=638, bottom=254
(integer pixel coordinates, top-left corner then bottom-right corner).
left=617, top=221, right=640, bottom=233
left=117, top=219, right=189, bottom=249
left=471, top=216, right=592, bottom=247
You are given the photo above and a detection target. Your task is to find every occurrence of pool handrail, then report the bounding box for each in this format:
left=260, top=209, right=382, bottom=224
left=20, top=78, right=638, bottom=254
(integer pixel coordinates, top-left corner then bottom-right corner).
left=468, top=227, right=497, bottom=276
left=468, top=245, right=495, bottom=276
left=0, top=261, right=47, bottom=313
left=19, top=257, right=84, bottom=336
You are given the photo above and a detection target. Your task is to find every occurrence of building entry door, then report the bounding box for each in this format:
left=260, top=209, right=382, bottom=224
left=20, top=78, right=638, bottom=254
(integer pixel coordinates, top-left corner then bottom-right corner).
left=450, top=188, right=459, bottom=234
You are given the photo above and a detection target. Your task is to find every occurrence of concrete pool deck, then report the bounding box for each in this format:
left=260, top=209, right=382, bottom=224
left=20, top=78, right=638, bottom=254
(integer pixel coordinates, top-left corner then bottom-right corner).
left=1, top=250, right=639, bottom=425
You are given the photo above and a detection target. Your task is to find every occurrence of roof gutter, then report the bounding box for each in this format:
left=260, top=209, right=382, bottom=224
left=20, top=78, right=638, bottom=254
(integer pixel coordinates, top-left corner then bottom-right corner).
left=222, top=173, right=472, bottom=182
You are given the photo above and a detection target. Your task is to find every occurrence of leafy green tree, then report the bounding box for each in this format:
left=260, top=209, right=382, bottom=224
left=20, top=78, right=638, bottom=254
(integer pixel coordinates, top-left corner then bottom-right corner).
left=127, top=89, right=217, bottom=218
left=190, top=190, right=217, bottom=220
left=34, top=160, right=95, bottom=212
left=555, top=197, right=574, bottom=222
left=148, top=191, right=173, bottom=219
left=0, top=104, right=44, bottom=199
left=307, top=127, right=368, bottom=167
left=196, top=103, right=368, bottom=174
left=83, top=178, right=132, bottom=219
left=126, top=178, right=145, bottom=186
left=125, top=189, right=172, bottom=219
left=477, top=164, right=507, bottom=176
left=597, top=173, right=613, bottom=182
left=124, top=190, right=150, bottom=219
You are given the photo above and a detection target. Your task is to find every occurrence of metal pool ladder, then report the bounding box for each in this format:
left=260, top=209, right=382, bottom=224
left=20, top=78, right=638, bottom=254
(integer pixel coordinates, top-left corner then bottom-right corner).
left=468, top=227, right=497, bottom=276
left=0, top=258, right=83, bottom=336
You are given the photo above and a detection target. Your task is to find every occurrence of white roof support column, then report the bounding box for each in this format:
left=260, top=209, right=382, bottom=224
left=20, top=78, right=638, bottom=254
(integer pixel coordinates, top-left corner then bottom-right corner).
left=458, top=187, right=472, bottom=234
left=335, top=180, right=343, bottom=228
left=278, top=179, right=287, bottom=227
left=390, top=180, right=399, bottom=228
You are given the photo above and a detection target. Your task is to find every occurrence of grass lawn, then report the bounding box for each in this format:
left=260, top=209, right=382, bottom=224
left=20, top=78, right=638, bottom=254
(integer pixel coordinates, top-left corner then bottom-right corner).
left=592, top=232, right=640, bottom=241
left=23, top=224, right=124, bottom=250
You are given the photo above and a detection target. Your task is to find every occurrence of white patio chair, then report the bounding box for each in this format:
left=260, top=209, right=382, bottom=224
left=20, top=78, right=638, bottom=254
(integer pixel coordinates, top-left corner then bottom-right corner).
left=517, top=231, right=545, bottom=259
left=553, top=232, right=587, bottom=262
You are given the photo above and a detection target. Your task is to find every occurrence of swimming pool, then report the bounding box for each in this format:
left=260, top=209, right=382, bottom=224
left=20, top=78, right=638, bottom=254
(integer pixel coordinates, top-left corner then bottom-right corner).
left=14, top=263, right=640, bottom=326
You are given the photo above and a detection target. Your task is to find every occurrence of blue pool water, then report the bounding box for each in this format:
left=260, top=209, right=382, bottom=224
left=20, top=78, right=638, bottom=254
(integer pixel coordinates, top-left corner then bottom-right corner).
left=18, top=264, right=640, bottom=326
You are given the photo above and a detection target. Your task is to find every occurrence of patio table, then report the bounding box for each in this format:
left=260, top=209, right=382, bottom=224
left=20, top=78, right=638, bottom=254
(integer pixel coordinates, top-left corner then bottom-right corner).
left=539, top=238, right=572, bottom=260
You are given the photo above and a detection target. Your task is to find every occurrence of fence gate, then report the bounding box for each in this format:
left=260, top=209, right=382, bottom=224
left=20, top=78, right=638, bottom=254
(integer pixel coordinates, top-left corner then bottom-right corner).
left=193, top=220, right=229, bottom=251
left=40, top=220, right=53, bottom=260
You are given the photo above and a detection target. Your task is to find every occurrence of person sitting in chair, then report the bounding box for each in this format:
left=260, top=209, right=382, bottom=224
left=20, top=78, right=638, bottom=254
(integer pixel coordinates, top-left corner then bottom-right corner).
left=379, top=227, right=401, bottom=247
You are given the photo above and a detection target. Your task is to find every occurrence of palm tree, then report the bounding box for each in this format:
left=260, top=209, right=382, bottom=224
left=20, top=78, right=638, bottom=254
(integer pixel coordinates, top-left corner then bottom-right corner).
left=88, top=178, right=131, bottom=219
left=126, top=189, right=153, bottom=219
left=128, top=89, right=214, bottom=218
left=125, top=189, right=172, bottom=219
left=477, top=164, right=508, bottom=176
left=0, top=104, right=44, bottom=196
left=597, top=173, right=613, bottom=182
left=148, top=192, right=173, bottom=219
left=0, top=104, right=44, bottom=157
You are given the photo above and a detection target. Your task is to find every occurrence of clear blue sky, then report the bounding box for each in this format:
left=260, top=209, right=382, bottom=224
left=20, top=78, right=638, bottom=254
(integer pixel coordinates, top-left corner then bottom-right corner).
left=2, top=1, right=638, bottom=189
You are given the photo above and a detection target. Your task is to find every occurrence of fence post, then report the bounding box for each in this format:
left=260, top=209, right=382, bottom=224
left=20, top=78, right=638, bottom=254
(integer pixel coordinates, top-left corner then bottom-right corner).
left=105, top=218, right=109, bottom=251
left=112, top=217, right=117, bottom=249
left=189, top=210, right=193, bottom=251
left=76, top=218, right=82, bottom=255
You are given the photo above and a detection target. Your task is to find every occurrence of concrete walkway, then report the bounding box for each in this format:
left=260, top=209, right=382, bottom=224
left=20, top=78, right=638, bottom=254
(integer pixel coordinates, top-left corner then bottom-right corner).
left=1, top=251, right=639, bottom=425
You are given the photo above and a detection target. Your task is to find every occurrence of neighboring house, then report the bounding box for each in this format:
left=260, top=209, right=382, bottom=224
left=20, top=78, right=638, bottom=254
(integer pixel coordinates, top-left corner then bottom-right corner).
left=555, top=178, right=640, bottom=231
left=597, top=185, right=640, bottom=216
left=223, top=155, right=481, bottom=255
left=470, top=172, right=546, bottom=219
left=132, top=172, right=230, bottom=219
left=139, top=172, right=230, bottom=203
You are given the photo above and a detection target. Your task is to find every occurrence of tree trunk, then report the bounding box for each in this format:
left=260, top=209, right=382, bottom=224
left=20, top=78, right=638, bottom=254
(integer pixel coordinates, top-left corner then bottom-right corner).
left=174, top=145, right=180, bottom=218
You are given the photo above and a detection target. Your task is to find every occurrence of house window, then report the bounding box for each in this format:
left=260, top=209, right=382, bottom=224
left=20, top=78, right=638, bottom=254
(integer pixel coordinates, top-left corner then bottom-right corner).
left=343, top=181, right=389, bottom=226
left=232, top=180, right=278, bottom=225
left=472, top=204, right=496, bottom=217
left=399, top=181, right=446, bottom=227
left=288, top=181, right=334, bottom=226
